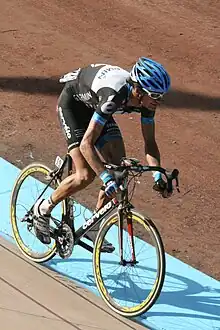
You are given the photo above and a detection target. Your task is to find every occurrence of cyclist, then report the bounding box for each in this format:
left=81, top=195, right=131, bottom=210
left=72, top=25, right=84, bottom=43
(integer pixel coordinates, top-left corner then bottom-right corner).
left=33, top=57, right=171, bottom=245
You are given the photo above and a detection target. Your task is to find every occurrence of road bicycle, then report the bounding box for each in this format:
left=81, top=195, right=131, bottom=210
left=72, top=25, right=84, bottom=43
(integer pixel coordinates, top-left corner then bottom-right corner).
left=10, top=153, right=179, bottom=317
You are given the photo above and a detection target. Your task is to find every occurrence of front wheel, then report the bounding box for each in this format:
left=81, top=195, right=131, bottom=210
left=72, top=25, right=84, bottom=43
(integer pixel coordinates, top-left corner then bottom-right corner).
left=93, top=210, right=165, bottom=317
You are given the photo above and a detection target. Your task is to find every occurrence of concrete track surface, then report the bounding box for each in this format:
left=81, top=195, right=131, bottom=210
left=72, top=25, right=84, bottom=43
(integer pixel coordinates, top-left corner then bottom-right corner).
left=0, top=237, right=146, bottom=330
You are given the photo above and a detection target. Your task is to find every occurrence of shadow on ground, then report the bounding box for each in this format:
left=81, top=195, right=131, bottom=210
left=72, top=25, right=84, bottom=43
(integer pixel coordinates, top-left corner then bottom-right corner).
left=0, top=76, right=219, bottom=111
left=48, top=257, right=220, bottom=330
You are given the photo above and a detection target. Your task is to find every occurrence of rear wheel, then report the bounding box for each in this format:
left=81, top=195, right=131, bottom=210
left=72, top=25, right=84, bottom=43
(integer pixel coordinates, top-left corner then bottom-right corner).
left=10, top=163, right=66, bottom=263
left=93, top=210, right=165, bottom=317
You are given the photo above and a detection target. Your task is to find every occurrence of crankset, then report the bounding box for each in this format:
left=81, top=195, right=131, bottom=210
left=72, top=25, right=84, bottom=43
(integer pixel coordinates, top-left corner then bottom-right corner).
left=56, top=223, right=74, bottom=259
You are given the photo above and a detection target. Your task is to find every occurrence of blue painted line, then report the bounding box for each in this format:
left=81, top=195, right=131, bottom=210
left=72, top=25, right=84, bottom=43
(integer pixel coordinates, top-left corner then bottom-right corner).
left=0, top=157, right=220, bottom=330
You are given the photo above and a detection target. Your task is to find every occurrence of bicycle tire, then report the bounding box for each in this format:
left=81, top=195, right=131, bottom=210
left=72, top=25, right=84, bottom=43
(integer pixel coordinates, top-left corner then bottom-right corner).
left=10, top=163, right=66, bottom=263
left=93, top=210, right=165, bottom=317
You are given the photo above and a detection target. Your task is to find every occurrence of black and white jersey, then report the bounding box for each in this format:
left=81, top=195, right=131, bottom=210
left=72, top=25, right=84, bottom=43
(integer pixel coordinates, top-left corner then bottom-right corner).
left=59, top=63, right=155, bottom=126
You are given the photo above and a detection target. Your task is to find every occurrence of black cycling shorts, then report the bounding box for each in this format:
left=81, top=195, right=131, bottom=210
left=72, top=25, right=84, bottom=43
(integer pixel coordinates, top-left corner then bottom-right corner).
left=57, top=91, right=122, bottom=152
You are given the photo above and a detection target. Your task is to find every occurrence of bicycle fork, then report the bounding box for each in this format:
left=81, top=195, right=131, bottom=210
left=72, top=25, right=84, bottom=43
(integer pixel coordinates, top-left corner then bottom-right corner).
left=118, top=206, right=137, bottom=266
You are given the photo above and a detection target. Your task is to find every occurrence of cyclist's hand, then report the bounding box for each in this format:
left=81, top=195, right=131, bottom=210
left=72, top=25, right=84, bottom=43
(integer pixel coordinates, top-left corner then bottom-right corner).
left=105, top=180, right=119, bottom=198
left=100, top=170, right=119, bottom=198
left=153, top=178, right=172, bottom=198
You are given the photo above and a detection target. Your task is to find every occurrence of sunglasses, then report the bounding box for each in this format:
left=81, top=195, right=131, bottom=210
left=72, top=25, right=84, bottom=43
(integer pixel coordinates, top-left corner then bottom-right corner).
left=143, top=89, right=164, bottom=100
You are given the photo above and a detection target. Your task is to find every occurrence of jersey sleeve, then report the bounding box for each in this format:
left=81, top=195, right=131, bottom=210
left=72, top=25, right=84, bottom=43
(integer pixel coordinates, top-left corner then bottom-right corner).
left=140, top=108, right=155, bottom=124
left=91, top=86, right=126, bottom=126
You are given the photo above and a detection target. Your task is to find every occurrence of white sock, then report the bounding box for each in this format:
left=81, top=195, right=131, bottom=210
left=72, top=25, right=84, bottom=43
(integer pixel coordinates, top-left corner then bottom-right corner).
left=39, top=197, right=55, bottom=216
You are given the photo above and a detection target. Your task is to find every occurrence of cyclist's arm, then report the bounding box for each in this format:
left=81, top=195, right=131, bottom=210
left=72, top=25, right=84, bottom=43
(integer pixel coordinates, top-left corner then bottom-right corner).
left=141, top=111, right=161, bottom=168
left=80, top=117, right=107, bottom=175
left=80, top=90, right=118, bottom=176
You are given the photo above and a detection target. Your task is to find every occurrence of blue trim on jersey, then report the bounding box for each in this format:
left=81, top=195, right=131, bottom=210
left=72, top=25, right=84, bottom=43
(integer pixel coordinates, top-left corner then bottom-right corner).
left=141, top=116, right=154, bottom=124
left=92, top=112, right=107, bottom=126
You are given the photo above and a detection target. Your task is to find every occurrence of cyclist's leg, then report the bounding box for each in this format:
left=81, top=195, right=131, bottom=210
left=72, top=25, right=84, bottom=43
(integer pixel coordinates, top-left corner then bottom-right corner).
left=51, top=147, right=96, bottom=204
left=33, top=88, right=96, bottom=243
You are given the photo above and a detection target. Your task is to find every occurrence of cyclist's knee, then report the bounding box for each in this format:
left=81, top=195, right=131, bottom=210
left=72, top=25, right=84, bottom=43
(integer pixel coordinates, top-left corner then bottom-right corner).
left=76, top=169, right=95, bottom=186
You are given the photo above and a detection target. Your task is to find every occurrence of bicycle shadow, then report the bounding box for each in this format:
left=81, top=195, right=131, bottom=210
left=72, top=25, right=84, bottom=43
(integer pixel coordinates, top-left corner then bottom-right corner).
left=47, top=257, right=220, bottom=328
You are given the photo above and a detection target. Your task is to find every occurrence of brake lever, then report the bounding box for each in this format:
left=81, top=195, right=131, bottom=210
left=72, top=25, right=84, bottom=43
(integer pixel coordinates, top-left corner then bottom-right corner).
left=166, top=169, right=180, bottom=194
left=175, top=177, right=180, bottom=193
left=166, top=178, right=173, bottom=194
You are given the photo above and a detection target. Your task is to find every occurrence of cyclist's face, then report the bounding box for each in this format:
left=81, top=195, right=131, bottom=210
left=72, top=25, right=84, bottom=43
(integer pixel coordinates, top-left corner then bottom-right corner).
left=130, top=86, right=162, bottom=111
left=140, top=94, right=161, bottom=110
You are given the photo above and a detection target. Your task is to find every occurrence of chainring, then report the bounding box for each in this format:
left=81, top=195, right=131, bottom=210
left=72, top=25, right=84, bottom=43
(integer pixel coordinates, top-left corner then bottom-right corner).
left=56, top=223, right=74, bottom=259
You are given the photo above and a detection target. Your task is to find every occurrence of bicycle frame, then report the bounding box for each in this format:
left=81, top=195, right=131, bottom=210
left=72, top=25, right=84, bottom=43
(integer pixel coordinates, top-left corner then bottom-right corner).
left=44, top=153, right=135, bottom=261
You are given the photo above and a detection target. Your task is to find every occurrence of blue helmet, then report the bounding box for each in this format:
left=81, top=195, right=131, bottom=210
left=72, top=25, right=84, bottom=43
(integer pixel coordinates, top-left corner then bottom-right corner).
left=130, top=57, right=171, bottom=93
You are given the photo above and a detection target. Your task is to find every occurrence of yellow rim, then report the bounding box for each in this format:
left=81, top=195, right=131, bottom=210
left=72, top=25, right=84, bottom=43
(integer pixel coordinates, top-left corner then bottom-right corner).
left=94, top=212, right=161, bottom=314
left=10, top=165, right=59, bottom=260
